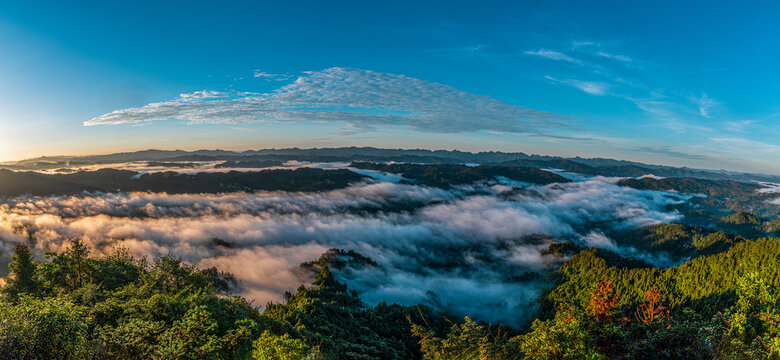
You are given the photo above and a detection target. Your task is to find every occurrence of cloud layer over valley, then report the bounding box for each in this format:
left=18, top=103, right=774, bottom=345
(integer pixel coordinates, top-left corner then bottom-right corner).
left=0, top=176, right=688, bottom=325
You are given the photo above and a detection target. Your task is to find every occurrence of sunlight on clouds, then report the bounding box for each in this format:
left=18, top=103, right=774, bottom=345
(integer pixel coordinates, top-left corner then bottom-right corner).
left=0, top=179, right=686, bottom=325
left=85, top=67, right=571, bottom=134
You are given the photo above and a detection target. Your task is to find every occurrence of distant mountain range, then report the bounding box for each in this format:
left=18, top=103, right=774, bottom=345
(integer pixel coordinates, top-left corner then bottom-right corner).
left=3, top=147, right=779, bottom=183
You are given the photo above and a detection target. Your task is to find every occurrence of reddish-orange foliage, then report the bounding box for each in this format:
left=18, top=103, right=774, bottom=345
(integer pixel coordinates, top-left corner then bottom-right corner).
left=588, top=281, right=620, bottom=322
left=634, top=288, right=669, bottom=325
left=556, top=304, right=576, bottom=323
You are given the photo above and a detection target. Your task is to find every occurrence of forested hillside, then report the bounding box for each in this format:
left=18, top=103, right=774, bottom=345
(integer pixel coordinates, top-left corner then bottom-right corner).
left=2, top=235, right=779, bottom=359
left=0, top=241, right=452, bottom=359
left=0, top=168, right=367, bottom=197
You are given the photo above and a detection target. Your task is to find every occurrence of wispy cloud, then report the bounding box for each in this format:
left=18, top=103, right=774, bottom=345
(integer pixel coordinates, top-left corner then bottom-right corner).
left=86, top=67, right=571, bottom=134
left=572, top=40, right=597, bottom=48
left=530, top=39, right=724, bottom=136
left=596, top=51, right=632, bottom=62
left=569, top=80, right=609, bottom=95
left=524, top=49, right=581, bottom=64
left=724, top=120, right=756, bottom=133
left=253, top=70, right=293, bottom=81
left=621, top=92, right=717, bottom=134
left=660, top=118, right=714, bottom=134
left=710, top=137, right=780, bottom=156
left=545, top=75, right=608, bottom=95
left=697, top=94, right=715, bottom=118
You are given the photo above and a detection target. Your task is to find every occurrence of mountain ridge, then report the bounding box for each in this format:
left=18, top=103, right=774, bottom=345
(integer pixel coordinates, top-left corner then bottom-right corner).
left=4, top=147, right=779, bottom=183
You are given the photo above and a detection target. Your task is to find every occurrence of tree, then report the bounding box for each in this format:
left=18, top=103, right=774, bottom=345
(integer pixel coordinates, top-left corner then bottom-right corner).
left=2, top=244, right=39, bottom=299
left=589, top=282, right=620, bottom=323
left=519, top=305, right=600, bottom=360
left=712, top=272, right=780, bottom=358
left=412, top=316, right=523, bottom=360
left=68, top=237, right=91, bottom=289
left=157, top=305, right=224, bottom=359
left=0, top=296, right=95, bottom=358
left=635, top=289, right=669, bottom=325
left=252, top=330, right=314, bottom=360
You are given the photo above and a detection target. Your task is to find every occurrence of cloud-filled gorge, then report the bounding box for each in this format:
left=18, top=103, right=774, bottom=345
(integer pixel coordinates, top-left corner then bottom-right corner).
left=0, top=176, right=689, bottom=326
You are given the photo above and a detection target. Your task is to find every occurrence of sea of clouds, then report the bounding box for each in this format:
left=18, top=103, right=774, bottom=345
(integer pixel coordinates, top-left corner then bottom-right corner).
left=0, top=175, right=689, bottom=326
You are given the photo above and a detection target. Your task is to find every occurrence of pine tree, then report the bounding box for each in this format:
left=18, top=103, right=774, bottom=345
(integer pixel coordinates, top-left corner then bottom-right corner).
left=3, top=244, right=39, bottom=298
left=68, top=238, right=91, bottom=289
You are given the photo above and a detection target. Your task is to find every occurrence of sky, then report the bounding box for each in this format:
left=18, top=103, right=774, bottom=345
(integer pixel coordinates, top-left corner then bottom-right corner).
left=2, top=0, right=780, bottom=174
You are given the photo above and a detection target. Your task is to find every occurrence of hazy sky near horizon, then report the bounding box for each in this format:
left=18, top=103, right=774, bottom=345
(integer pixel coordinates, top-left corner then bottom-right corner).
left=2, top=1, right=780, bottom=174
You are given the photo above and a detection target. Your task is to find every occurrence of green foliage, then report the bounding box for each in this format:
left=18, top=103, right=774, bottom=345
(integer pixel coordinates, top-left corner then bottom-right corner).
left=536, top=240, right=780, bottom=359
left=4, top=234, right=780, bottom=359
left=68, top=237, right=91, bottom=289
left=0, top=295, right=96, bottom=359
left=614, top=222, right=747, bottom=260
left=412, top=317, right=523, bottom=360
left=2, top=244, right=40, bottom=299
left=618, top=177, right=778, bottom=218
left=1, top=240, right=263, bottom=359
left=98, top=318, right=167, bottom=358
left=625, top=308, right=711, bottom=359
left=709, top=272, right=780, bottom=359
left=252, top=330, right=314, bottom=360
left=263, top=265, right=449, bottom=360
left=0, top=241, right=453, bottom=359
left=417, top=287, right=706, bottom=360
left=693, top=232, right=743, bottom=254
left=157, top=305, right=254, bottom=359
left=519, top=306, right=601, bottom=360
left=617, top=223, right=708, bottom=257
left=722, top=212, right=763, bottom=225
left=300, top=248, right=378, bottom=273
left=0, top=167, right=367, bottom=197
left=547, top=238, right=780, bottom=318
left=766, top=218, right=780, bottom=234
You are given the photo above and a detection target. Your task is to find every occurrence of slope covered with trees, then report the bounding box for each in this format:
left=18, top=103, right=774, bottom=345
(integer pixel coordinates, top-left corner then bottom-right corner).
left=0, top=168, right=367, bottom=197
left=414, top=238, right=780, bottom=359
left=618, top=177, right=779, bottom=217
left=0, top=241, right=451, bottom=359
left=2, top=235, right=780, bottom=359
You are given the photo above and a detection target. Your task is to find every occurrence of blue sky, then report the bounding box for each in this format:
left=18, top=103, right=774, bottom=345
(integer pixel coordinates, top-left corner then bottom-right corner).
left=2, top=0, right=780, bottom=174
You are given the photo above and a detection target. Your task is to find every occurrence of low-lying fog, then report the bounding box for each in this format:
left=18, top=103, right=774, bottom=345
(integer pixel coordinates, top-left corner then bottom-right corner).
left=0, top=167, right=691, bottom=326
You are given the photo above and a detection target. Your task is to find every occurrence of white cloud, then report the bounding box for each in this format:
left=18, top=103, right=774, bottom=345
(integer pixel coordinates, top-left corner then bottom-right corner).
left=710, top=137, right=780, bottom=156
left=697, top=94, right=715, bottom=118
left=724, top=120, right=756, bottom=133
left=572, top=40, right=597, bottom=48
left=178, top=90, right=227, bottom=100
left=253, top=70, right=293, bottom=81
left=570, top=80, right=608, bottom=95
left=0, top=178, right=686, bottom=325
left=545, top=75, right=608, bottom=96
left=524, top=49, right=581, bottom=64
left=622, top=93, right=717, bottom=134
left=596, top=51, right=632, bottom=62
left=86, top=67, right=570, bottom=134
